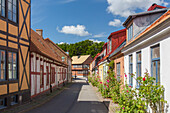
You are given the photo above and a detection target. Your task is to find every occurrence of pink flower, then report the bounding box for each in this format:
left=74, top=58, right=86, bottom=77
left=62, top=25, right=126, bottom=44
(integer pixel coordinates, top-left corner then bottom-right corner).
left=107, top=85, right=109, bottom=88
left=129, top=86, right=131, bottom=88
left=127, top=90, right=129, bottom=93
left=100, top=82, right=102, bottom=84
left=107, top=71, right=109, bottom=74
left=123, top=107, right=125, bottom=110
left=107, top=79, right=110, bottom=83
left=125, top=74, right=127, bottom=78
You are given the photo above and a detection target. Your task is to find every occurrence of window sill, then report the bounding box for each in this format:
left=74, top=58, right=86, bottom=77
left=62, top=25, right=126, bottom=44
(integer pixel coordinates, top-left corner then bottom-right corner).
left=11, top=102, right=18, bottom=106
left=8, top=19, right=18, bottom=27
left=9, top=80, right=19, bottom=83
left=0, top=106, right=7, bottom=110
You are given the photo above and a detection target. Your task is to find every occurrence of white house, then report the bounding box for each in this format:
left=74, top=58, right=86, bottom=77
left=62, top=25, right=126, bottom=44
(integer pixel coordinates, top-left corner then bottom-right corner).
left=122, top=7, right=170, bottom=111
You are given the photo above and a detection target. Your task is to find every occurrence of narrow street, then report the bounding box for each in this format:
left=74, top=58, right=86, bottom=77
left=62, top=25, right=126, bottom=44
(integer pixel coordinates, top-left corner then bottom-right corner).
left=25, top=78, right=108, bottom=113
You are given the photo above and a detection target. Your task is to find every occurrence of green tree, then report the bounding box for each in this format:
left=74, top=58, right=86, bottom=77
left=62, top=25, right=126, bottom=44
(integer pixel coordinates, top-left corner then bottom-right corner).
left=57, top=40, right=105, bottom=58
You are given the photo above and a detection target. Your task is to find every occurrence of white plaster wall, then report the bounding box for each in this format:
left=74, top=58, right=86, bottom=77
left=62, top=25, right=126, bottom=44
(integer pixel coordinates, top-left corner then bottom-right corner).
left=37, top=75, right=40, bottom=94
left=160, top=37, right=170, bottom=108
left=31, top=75, right=35, bottom=96
left=124, top=55, right=129, bottom=85
left=132, top=52, right=136, bottom=88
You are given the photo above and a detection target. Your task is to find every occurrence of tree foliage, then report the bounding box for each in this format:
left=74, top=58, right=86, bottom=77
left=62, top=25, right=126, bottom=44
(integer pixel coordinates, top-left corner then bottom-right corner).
left=56, top=40, right=105, bottom=58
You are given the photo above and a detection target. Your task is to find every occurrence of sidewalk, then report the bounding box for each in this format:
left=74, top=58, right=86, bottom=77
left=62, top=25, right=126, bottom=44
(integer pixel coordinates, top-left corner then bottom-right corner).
left=1, top=83, right=72, bottom=113
left=89, top=83, right=120, bottom=113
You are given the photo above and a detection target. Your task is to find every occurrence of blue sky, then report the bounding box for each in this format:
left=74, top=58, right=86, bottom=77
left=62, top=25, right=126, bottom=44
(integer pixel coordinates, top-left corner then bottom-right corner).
left=31, top=0, right=170, bottom=44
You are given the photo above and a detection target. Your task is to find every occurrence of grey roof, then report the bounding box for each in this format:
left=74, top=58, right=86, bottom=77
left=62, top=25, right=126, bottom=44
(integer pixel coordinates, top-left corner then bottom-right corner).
left=123, top=8, right=169, bottom=27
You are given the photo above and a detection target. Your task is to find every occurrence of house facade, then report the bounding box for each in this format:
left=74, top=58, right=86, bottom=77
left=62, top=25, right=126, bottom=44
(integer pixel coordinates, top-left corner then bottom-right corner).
left=72, top=55, right=93, bottom=77
left=122, top=7, right=170, bottom=109
left=44, top=38, right=72, bottom=83
left=0, top=0, right=31, bottom=110
left=109, top=29, right=126, bottom=84
left=30, top=29, right=68, bottom=98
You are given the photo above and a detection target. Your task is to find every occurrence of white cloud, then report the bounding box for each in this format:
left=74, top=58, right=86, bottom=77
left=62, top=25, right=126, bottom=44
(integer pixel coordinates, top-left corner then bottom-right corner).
left=93, top=32, right=107, bottom=38
left=58, top=42, right=69, bottom=45
left=107, top=0, right=168, bottom=17
left=57, top=25, right=91, bottom=36
left=89, top=39, right=102, bottom=43
left=58, top=42, right=64, bottom=45
left=108, top=19, right=122, bottom=27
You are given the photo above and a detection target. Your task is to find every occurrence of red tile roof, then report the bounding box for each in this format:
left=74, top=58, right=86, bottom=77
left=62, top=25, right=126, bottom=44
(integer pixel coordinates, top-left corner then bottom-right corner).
left=30, top=29, right=64, bottom=64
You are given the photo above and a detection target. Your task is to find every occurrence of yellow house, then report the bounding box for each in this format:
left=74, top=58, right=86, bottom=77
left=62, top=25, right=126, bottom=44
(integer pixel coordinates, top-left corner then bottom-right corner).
left=0, top=0, right=31, bottom=110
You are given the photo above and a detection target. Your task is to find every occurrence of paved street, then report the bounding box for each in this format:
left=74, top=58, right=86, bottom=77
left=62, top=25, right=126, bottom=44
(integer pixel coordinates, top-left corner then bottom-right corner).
left=25, top=78, right=108, bottom=113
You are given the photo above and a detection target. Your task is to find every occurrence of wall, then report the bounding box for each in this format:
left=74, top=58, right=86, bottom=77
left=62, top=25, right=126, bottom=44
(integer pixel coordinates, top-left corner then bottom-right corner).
left=123, top=23, right=170, bottom=111
left=0, top=0, right=31, bottom=109
left=113, top=54, right=124, bottom=85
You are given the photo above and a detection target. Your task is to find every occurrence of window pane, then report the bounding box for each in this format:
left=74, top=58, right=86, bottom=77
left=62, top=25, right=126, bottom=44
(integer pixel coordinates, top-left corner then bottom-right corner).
left=137, top=52, right=141, bottom=62
left=9, top=70, right=12, bottom=79
left=13, top=53, right=16, bottom=63
left=13, top=5, right=16, bottom=13
left=40, top=67, right=43, bottom=85
left=8, top=52, right=12, bottom=62
left=2, top=6, right=5, bottom=17
left=157, top=61, right=160, bottom=84
left=2, top=0, right=5, bottom=7
left=8, top=11, right=12, bottom=20
left=152, top=62, right=156, bottom=80
left=8, top=0, right=12, bottom=2
left=152, top=46, right=160, bottom=59
left=1, top=51, right=6, bottom=80
left=8, top=2, right=12, bottom=11
left=0, top=99, right=5, bottom=107
left=13, top=0, right=17, bottom=5
left=13, top=13, right=16, bottom=22
left=13, top=63, right=17, bottom=79
left=129, top=55, right=133, bottom=63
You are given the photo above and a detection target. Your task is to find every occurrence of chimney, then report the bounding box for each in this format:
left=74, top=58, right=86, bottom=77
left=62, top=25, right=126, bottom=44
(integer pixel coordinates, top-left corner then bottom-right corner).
left=36, top=29, right=43, bottom=37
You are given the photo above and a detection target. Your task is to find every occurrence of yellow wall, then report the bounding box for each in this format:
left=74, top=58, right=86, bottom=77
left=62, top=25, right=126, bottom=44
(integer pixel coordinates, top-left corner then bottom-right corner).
left=99, top=64, right=104, bottom=82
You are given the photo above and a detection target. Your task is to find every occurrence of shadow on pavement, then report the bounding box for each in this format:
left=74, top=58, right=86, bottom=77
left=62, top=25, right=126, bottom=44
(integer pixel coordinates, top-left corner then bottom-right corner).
left=25, top=80, right=109, bottom=113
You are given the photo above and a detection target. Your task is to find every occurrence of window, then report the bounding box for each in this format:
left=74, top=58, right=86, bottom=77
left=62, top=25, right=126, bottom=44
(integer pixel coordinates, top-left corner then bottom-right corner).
left=8, top=52, right=17, bottom=80
left=0, top=50, right=6, bottom=81
left=151, top=45, right=160, bottom=84
left=8, top=0, right=17, bottom=22
left=136, top=52, right=141, bottom=88
left=128, top=24, right=133, bottom=41
left=0, top=98, right=6, bottom=109
left=73, top=65, right=77, bottom=68
left=11, top=95, right=18, bottom=105
left=0, top=0, right=5, bottom=17
left=62, top=56, right=65, bottom=62
left=40, top=66, right=43, bottom=86
left=117, top=63, right=120, bottom=82
left=51, top=68, right=55, bottom=83
left=129, top=55, right=133, bottom=86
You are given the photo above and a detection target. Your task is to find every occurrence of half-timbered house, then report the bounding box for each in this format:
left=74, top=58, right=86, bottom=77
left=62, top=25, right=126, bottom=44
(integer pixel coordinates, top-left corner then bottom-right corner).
left=0, top=0, right=31, bottom=110
left=30, top=29, right=68, bottom=98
